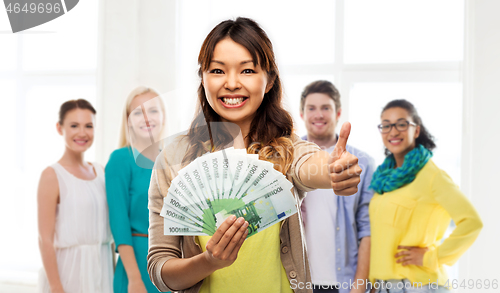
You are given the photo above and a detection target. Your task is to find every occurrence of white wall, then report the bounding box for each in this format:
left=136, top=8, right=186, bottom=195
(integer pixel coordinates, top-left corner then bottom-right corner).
left=97, top=0, right=177, bottom=163
left=459, top=0, right=500, bottom=290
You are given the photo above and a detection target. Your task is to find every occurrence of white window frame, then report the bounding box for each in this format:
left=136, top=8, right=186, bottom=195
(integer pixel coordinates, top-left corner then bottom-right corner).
left=0, top=35, right=97, bottom=288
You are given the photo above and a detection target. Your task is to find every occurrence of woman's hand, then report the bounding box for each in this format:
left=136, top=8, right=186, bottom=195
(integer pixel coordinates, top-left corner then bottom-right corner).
left=117, top=244, right=148, bottom=293
left=329, top=122, right=362, bottom=196
left=157, top=216, right=248, bottom=290
left=128, top=277, right=148, bottom=293
left=204, top=215, right=249, bottom=270
left=395, top=245, right=428, bottom=266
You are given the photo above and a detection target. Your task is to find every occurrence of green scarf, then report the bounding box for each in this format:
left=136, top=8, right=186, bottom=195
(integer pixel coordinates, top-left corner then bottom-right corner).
left=369, top=144, right=432, bottom=194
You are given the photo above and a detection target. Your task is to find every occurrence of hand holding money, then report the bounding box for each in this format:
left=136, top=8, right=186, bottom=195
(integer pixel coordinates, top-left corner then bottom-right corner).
left=329, top=122, right=363, bottom=196
left=203, top=215, right=249, bottom=270
left=160, top=147, right=298, bottom=238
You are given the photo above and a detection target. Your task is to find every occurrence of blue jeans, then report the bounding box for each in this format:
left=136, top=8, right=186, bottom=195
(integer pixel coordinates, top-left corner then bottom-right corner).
left=372, top=279, right=449, bottom=293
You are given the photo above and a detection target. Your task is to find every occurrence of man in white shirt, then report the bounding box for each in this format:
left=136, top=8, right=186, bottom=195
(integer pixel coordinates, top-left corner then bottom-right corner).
left=300, top=80, right=375, bottom=293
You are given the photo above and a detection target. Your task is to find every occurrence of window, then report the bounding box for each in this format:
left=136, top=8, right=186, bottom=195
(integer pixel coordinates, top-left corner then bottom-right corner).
left=0, top=0, right=98, bottom=285
left=344, top=0, right=464, bottom=64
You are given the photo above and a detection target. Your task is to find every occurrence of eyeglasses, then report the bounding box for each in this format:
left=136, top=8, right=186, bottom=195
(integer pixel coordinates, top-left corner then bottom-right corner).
left=377, top=120, right=417, bottom=133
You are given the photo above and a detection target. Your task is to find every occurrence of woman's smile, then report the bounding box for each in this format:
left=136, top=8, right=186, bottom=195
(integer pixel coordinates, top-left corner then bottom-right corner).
left=202, top=37, right=271, bottom=132
left=388, top=137, right=403, bottom=146
left=139, top=124, right=156, bottom=131
left=219, top=95, right=249, bottom=108
left=73, top=139, right=89, bottom=146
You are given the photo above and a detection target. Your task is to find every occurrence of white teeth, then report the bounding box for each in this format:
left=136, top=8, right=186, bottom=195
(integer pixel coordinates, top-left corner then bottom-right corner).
left=222, top=97, right=244, bottom=105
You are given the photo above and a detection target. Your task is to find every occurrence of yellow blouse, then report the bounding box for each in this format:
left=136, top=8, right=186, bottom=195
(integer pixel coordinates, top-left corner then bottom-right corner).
left=369, top=160, right=482, bottom=285
left=196, top=222, right=293, bottom=293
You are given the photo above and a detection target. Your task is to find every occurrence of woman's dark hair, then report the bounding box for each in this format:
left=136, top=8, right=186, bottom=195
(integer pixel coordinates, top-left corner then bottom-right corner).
left=381, top=99, right=435, bottom=156
left=59, top=99, right=96, bottom=125
left=182, top=17, right=294, bottom=175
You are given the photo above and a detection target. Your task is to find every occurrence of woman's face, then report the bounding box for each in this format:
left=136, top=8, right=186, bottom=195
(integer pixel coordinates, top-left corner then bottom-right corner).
left=57, top=108, right=95, bottom=153
left=128, top=91, right=165, bottom=142
left=202, top=37, right=272, bottom=130
left=380, top=107, right=420, bottom=157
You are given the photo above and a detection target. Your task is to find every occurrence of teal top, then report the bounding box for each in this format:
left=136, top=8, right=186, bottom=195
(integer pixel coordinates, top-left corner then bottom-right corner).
left=105, top=147, right=153, bottom=250
left=106, top=147, right=167, bottom=292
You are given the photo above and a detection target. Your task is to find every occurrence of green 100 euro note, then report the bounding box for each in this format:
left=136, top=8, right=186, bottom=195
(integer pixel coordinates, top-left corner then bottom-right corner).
left=160, top=148, right=298, bottom=238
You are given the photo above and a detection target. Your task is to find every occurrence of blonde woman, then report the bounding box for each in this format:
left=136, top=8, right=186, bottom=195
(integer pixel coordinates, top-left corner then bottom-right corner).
left=105, top=86, right=169, bottom=293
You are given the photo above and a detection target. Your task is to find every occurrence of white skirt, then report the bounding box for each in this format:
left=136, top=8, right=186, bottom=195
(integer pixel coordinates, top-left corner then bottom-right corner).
left=38, top=243, right=113, bottom=293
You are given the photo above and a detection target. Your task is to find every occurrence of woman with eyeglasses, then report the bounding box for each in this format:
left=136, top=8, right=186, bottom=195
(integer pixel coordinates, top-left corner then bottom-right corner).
left=368, top=99, right=482, bottom=293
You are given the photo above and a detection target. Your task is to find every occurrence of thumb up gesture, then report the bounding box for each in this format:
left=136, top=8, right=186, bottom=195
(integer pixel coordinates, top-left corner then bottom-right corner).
left=329, top=122, right=362, bottom=196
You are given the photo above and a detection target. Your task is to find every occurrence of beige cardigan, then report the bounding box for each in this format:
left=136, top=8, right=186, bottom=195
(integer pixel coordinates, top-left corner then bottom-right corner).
left=147, top=135, right=321, bottom=293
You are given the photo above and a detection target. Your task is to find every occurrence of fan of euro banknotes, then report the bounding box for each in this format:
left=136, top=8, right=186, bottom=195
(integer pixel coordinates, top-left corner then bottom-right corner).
left=160, top=147, right=298, bottom=238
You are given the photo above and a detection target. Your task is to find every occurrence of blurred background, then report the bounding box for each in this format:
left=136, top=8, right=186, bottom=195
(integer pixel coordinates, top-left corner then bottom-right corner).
left=0, top=1, right=498, bottom=292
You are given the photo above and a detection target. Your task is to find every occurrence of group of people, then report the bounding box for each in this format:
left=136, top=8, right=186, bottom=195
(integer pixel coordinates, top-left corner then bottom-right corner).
left=37, top=17, right=482, bottom=293
left=298, top=82, right=482, bottom=293
left=37, top=87, right=168, bottom=293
